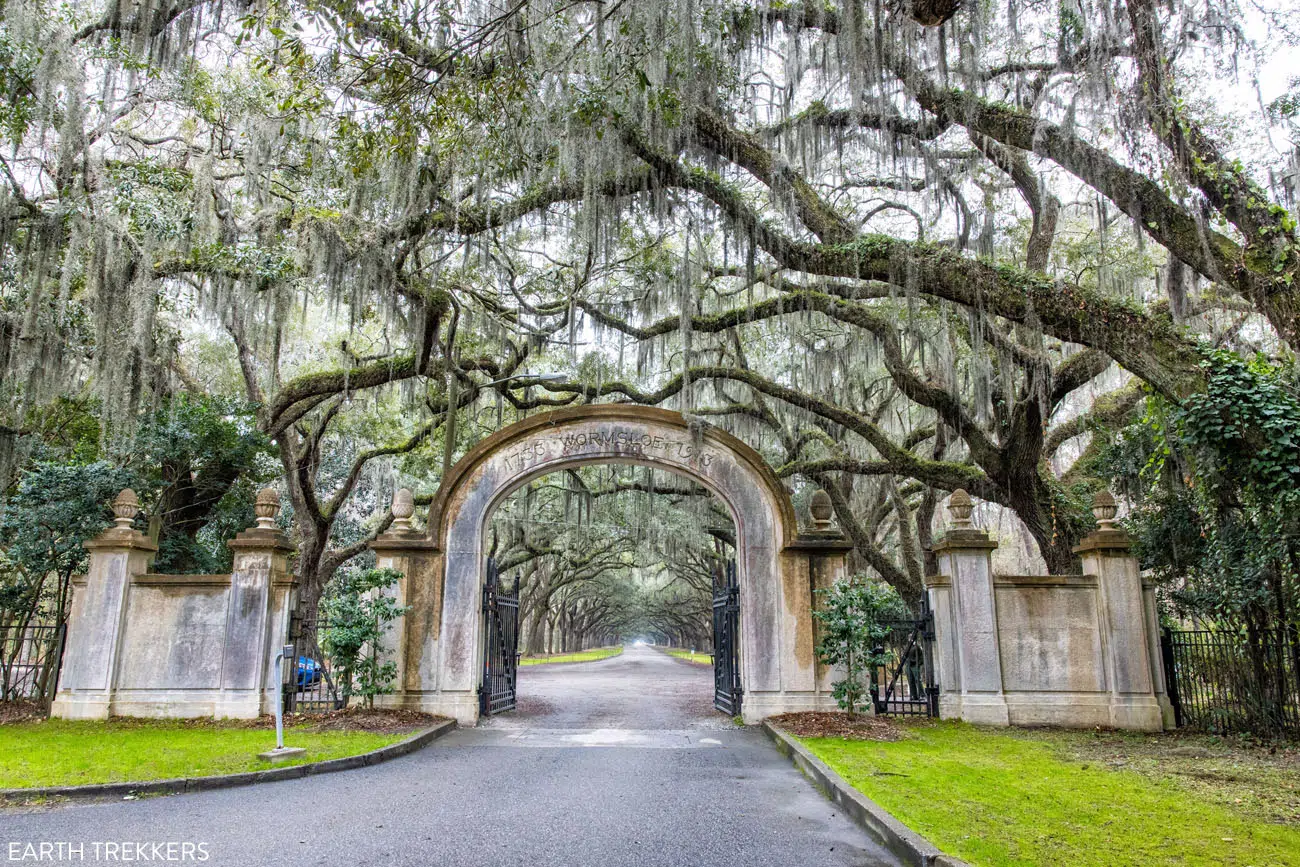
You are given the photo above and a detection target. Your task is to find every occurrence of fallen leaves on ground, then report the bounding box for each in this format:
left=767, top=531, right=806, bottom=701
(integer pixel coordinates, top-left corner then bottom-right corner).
left=0, top=701, right=46, bottom=725
left=768, top=712, right=905, bottom=740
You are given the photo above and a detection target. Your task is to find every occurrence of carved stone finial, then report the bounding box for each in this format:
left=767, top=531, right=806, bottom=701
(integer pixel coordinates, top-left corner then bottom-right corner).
left=112, top=489, right=140, bottom=529
left=254, top=488, right=281, bottom=530
left=391, top=488, right=415, bottom=532
left=948, top=489, right=973, bottom=530
left=809, top=489, right=834, bottom=531
left=1092, top=489, right=1118, bottom=528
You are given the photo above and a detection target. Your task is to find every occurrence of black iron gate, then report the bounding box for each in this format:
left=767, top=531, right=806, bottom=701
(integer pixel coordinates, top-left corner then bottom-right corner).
left=0, top=623, right=65, bottom=706
left=1159, top=625, right=1300, bottom=736
left=870, top=602, right=939, bottom=718
left=283, top=614, right=346, bottom=713
left=712, top=560, right=742, bottom=715
left=480, top=556, right=520, bottom=716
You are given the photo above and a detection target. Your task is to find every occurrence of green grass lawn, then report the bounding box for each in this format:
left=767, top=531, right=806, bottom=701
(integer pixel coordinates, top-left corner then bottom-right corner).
left=0, top=719, right=411, bottom=789
left=800, top=721, right=1300, bottom=867
left=663, top=648, right=712, bottom=665
left=519, top=646, right=623, bottom=666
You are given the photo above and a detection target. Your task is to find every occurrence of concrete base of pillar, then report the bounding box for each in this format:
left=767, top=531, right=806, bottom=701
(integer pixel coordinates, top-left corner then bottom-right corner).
left=1108, top=695, right=1166, bottom=732
left=1004, top=693, right=1111, bottom=727
left=949, top=693, right=1011, bottom=725
left=50, top=693, right=111, bottom=720
left=740, top=691, right=841, bottom=725
left=390, top=690, right=481, bottom=726
left=946, top=692, right=1168, bottom=731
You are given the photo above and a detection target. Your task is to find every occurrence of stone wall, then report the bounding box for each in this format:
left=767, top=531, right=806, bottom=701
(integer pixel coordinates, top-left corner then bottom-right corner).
left=51, top=489, right=296, bottom=720
left=925, top=490, right=1174, bottom=731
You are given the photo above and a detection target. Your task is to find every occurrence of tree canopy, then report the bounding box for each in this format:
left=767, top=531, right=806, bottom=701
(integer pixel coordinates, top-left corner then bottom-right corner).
left=1, top=0, right=1297, bottom=626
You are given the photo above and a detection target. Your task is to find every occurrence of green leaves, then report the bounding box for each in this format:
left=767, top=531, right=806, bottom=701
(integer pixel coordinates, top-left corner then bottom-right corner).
left=0, top=461, right=135, bottom=622
left=813, top=577, right=904, bottom=716
left=1104, top=349, right=1300, bottom=630
left=321, top=567, right=411, bottom=707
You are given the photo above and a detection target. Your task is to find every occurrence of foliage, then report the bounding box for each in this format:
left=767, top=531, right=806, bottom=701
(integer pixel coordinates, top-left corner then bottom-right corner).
left=2, top=0, right=1299, bottom=607
left=1103, top=350, right=1300, bottom=631
left=0, top=461, right=135, bottom=625
left=321, top=568, right=411, bottom=708
left=801, top=722, right=1300, bottom=867
left=0, top=719, right=407, bottom=789
left=128, top=395, right=276, bottom=574
left=491, top=465, right=731, bottom=655
left=812, top=577, right=901, bottom=716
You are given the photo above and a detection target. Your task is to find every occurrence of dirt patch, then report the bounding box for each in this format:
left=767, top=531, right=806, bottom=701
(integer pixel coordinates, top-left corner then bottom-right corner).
left=0, top=701, right=47, bottom=725
left=297, top=707, right=446, bottom=734
left=768, top=712, right=906, bottom=741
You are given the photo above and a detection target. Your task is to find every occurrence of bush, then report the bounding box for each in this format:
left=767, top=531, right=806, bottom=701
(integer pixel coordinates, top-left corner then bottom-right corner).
left=321, top=568, right=410, bottom=708
left=813, top=578, right=900, bottom=717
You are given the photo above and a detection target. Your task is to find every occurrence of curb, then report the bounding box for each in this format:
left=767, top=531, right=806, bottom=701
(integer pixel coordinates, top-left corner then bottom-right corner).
left=0, top=719, right=456, bottom=805
left=762, top=722, right=968, bottom=867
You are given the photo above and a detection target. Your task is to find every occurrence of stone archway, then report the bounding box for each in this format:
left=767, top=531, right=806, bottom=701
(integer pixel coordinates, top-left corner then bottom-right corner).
left=372, top=406, right=852, bottom=725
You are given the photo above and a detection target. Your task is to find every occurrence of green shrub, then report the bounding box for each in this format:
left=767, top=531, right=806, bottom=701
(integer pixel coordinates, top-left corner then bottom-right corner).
left=321, top=567, right=410, bottom=708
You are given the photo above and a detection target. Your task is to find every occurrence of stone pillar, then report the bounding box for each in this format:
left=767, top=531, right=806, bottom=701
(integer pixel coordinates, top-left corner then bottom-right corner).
left=370, top=489, right=439, bottom=708
left=52, top=490, right=157, bottom=719
left=222, top=489, right=295, bottom=718
left=926, top=490, right=1009, bottom=725
left=759, top=489, right=853, bottom=714
left=1073, top=491, right=1166, bottom=731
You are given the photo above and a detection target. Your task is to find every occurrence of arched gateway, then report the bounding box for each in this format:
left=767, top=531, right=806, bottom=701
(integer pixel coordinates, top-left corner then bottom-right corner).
left=371, top=406, right=852, bottom=725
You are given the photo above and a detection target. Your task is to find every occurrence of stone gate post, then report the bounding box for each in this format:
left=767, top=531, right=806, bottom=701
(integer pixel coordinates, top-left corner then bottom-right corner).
left=787, top=489, right=855, bottom=699
left=370, top=489, right=440, bottom=706
left=1072, top=491, right=1169, bottom=730
left=52, top=490, right=156, bottom=719
left=924, top=490, right=1009, bottom=724
left=222, top=489, right=296, bottom=717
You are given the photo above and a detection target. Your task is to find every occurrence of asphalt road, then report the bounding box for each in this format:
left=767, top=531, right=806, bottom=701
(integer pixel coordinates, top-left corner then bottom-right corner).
left=3, top=645, right=901, bottom=867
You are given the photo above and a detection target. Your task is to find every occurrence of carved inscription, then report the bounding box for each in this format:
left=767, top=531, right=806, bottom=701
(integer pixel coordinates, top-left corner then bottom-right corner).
left=498, top=429, right=715, bottom=473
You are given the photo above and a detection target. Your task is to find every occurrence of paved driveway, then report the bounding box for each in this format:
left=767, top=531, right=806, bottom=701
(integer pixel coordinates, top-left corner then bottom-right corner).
left=4, top=646, right=900, bottom=867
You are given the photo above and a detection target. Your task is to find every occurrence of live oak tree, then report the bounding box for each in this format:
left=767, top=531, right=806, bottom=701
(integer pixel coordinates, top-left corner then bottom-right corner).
left=490, top=466, right=732, bottom=652
left=1, top=0, right=1296, bottom=608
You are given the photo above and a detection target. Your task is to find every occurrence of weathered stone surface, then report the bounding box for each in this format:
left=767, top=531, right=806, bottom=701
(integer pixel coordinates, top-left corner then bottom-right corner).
left=395, top=406, right=839, bottom=725
left=116, top=583, right=229, bottom=690
left=927, top=497, right=1168, bottom=732
left=995, top=579, right=1104, bottom=694
left=52, top=497, right=296, bottom=721
left=50, top=524, right=157, bottom=720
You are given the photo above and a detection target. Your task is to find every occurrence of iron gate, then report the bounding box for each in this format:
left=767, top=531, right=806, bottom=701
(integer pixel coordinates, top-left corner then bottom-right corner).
left=283, top=614, right=346, bottom=713
left=480, top=556, right=520, bottom=716
left=870, top=603, right=939, bottom=718
left=0, top=622, right=65, bottom=705
left=712, top=560, right=742, bottom=715
left=1159, top=625, right=1300, bottom=736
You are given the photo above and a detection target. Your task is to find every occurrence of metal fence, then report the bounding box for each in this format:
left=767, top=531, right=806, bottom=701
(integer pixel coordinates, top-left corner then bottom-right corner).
left=1, top=623, right=65, bottom=705
left=283, top=615, right=347, bottom=713
left=869, top=614, right=939, bottom=718
left=1161, top=626, right=1300, bottom=737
